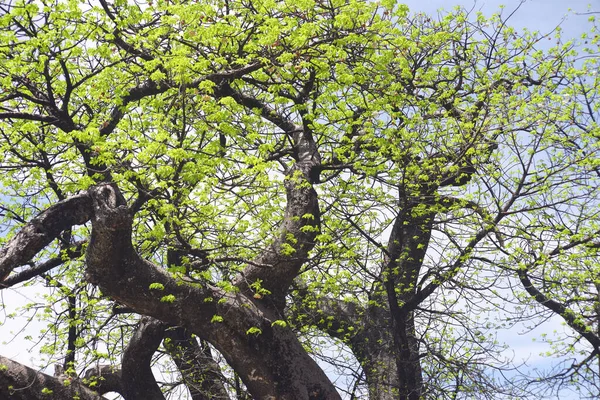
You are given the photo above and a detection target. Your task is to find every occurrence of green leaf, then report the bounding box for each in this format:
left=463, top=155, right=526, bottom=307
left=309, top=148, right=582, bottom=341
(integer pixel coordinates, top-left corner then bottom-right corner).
left=160, top=295, right=176, bottom=303
left=149, top=283, right=165, bottom=291
left=246, top=327, right=262, bottom=335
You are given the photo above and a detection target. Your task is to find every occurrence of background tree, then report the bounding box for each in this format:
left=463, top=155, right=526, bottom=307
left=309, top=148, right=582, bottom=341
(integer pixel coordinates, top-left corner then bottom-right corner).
left=0, top=0, right=598, bottom=399
left=493, top=13, right=600, bottom=398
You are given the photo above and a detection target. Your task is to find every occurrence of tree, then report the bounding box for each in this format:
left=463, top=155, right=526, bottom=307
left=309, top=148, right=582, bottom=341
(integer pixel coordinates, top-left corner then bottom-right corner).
left=0, top=0, right=598, bottom=399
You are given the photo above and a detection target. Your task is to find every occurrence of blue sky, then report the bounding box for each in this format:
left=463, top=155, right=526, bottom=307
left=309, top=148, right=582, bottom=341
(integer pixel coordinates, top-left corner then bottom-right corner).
left=406, top=0, right=595, bottom=41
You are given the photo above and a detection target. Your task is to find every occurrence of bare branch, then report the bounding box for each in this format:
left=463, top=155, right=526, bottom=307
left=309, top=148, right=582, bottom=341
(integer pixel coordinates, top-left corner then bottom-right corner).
left=518, top=267, right=600, bottom=352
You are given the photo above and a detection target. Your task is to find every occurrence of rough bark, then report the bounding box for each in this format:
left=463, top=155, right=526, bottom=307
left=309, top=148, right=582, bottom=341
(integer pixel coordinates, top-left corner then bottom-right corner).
left=0, top=355, right=105, bottom=400
left=231, top=111, right=322, bottom=311
left=295, top=294, right=401, bottom=399
left=84, top=320, right=231, bottom=400
left=351, top=304, right=401, bottom=400
left=391, top=310, right=423, bottom=400
left=234, top=161, right=321, bottom=309
left=164, top=249, right=231, bottom=400
left=0, top=121, right=333, bottom=399
left=0, top=241, right=85, bottom=289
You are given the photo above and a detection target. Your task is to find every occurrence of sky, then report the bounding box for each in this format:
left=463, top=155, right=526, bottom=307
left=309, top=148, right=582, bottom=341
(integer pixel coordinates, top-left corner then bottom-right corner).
left=407, top=0, right=596, bottom=46
left=0, top=1, right=599, bottom=399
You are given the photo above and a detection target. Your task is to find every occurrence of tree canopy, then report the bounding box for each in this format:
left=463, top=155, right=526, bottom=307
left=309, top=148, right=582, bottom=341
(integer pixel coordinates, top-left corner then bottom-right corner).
left=0, top=0, right=599, bottom=399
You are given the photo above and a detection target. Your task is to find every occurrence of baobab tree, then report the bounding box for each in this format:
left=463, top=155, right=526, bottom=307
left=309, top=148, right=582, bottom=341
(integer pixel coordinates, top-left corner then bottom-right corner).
left=0, top=0, right=599, bottom=399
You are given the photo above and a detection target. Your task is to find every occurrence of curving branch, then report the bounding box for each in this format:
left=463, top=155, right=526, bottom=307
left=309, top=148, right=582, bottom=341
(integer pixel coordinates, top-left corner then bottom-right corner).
left=289, top=284, right=363, bottom=341
left=0, top=241, right=85, bottom=289
left=216, top=83, right=300, bottom=134
left=83, top=365, right=122, bottom=396
left=84, top=184, right=216, bottom=324
left=233, top=163, right=320, bottom=309
left=223, top=89, right=322, bottom=309
left=0, top=112, right=58, bottom=124
left=0, top=257, right=63, bottom=288
left=99, top=63, right=263, bottom=136
left=121, top=317, right=167, bottom=400
left=0, top=193, right=92, bottom=282
left=0, top=181, right=338, bottom=399
left=518, top=267, right=600, bottom=352
left=290, top=287, right=401, bottom=400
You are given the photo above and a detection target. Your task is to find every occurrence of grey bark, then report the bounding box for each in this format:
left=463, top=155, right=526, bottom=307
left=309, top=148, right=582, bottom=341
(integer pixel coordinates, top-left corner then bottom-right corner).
left=297, top=198, right=434, bottom=399
left=164, top=249, right=231, bottom=400
left=352, top=304, right=401, bottom=400
left=292, top=291, right=401, bottom=399
left=0, top=120, right=336, bottom=400
left=383, top=201, right=435, bottom=400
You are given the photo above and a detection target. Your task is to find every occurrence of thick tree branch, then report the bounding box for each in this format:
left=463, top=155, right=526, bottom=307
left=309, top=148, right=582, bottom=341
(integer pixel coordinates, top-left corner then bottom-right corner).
left=291, top=287, right=401, bottom=400
left=221, top=88, right=322, bottom=307
left=0, top=355, right=105, bottom=400
left=84, top=365, right=123, bottom=396
left=0, top=257, right=63, bottom=288
left=217, top=83, right=300, bottom=134
left=85, top=184, right=216, bottom=324
left=0, top=112, right=58, bottom=124
left=99, top=63, right=263, bottom=136
left=83, top=318, right=173, bottom=400
left=121, top=316, right=167, bottom=400
left=0, top=193, right=92, bottom=282
left=290, top=284, right=363, bottom=341
left=384, top=204, right=435, bottom=311
left=351, top=302, right=400, bottom=400
left=233, top=160, right=321, bottom=309
left=0, top=241, right=85, bottom=288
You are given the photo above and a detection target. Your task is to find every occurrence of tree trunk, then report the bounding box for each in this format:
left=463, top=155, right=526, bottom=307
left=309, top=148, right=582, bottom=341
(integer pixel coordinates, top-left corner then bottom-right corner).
left=121, top=316, right=167, bottom=400
left=351, top=305, right=401, bottom=400
left=383, top=200, right=435, bottom=399
left=393, top=311, right=423, bottom=400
